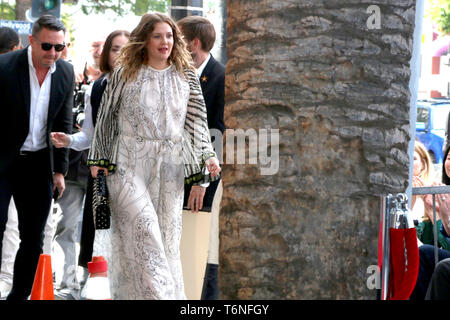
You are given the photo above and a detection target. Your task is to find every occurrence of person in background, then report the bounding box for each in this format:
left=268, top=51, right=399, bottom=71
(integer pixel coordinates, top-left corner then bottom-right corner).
left=51, top=30, right=130, bottom=299
left=90, top=38, right=103, bottom=69
left=177, top=15, right=225, bottom=300
left=60, top=33, right=72, bottom=62
left=411, top=141, right=444, bottom=246
left=0, top=15, right=74, bottom=300
left=71, top=34, right=105, bottom=86
left=87, top=13, right=220, bottom=299
left=0, top=26, right=22, bottom=299
left=422, top=146, right=450, bottom=300
left=410, top=144, right=450, bottom=300
left=411, top=140, right=436, bottom=219
left=81, top=37, right=104, bottom=84
left=0, top=27, right=21, bottom=54
left=425, top=257, right=450, bottom=299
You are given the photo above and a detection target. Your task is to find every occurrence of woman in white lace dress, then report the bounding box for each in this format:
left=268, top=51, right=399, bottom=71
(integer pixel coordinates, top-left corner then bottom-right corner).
left=88, top=13, right=221, bottom=300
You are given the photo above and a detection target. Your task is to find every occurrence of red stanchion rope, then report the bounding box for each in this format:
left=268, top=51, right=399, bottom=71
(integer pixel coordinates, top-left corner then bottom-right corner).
left=387, top=228, right=419, bottom=300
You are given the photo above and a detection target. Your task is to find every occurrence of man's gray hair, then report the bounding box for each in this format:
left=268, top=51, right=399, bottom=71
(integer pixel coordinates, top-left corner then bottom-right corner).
left=32, top=15, right=66, bottom=36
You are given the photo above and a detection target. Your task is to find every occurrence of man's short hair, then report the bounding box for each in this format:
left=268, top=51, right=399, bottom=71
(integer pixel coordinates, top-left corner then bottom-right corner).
left=178, top=16, right=216, bottom=52
left=0, top=27, right=20, bottom=54
left=32, top=14, right=66, bottom=37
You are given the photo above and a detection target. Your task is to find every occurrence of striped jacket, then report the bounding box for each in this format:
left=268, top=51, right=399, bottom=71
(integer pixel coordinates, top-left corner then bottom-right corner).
left=87, top=65, right=218, bottom=185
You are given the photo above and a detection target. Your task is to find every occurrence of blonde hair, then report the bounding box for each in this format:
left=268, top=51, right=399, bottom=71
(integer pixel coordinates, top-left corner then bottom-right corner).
left=414, top=140, right=434, bottom=184
left=117, top=12, right=194, bottom=82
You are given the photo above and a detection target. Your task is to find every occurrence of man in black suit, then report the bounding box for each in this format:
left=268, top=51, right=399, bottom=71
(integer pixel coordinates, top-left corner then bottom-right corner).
left=0, top=15, right=74, bottom=300
left=178, top=16, right=225, bottom=300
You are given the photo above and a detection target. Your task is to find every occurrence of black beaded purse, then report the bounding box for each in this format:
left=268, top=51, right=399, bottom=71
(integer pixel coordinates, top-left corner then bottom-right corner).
left=92, top=170, right=111, bottom=230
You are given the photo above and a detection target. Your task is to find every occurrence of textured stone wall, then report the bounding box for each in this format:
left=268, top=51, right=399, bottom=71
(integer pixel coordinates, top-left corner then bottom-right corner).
left=220, top=0, right=416, bottom=299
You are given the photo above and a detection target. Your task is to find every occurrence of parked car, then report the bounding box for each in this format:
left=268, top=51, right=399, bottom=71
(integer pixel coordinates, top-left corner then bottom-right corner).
left=416, top=99, right=450, bottom=163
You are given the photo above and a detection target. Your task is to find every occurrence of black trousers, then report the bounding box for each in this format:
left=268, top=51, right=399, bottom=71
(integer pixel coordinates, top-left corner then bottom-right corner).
left=201, top=263, right=219, bottom=300
left=426, top=258, right=450, bottom=300
left=78, top=174, right=94, bottom=268
left=0, top=149, right=53, bottom=300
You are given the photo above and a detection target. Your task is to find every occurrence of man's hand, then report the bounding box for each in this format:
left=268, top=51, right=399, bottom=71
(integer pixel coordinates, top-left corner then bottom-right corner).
left=50, top=132, right=70, bottom=148
left=187, top=185, right=206, bottom=213
left=53, top=172, right=65, bottom=200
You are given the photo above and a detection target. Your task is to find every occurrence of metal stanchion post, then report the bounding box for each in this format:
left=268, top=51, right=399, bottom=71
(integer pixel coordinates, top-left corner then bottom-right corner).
left=381, top=194, right=391, bottom=300
left=432, top=194, right=439, bottom=266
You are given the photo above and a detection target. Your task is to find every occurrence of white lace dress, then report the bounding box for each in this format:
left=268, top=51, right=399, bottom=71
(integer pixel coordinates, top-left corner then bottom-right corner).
left=93, top=65, right=189, bottom=299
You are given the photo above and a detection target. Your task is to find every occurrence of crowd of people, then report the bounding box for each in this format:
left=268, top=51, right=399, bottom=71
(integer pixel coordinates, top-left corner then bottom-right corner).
left=0, top=12, right=224, bottom=300
left=1, top=11, right=449, bottom=301
left=409, top=140, right=450, bottom=299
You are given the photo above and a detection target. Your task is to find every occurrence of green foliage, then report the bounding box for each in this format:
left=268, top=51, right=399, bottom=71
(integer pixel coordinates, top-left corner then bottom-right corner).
left=426, top=0, right=450, bottom=34
left=61, top=11, right=75, bottom=42
left=0, top=1, right=15, bottom=20
left=79, top=0, right=169, bottom=17
left=438, top=3, right=450, bottom=34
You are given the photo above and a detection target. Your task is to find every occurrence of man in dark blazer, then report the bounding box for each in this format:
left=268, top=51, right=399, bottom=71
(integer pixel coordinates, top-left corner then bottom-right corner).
left=178, top=16, right=225, bottom=300
left=0, top=15, right=74, bottom=300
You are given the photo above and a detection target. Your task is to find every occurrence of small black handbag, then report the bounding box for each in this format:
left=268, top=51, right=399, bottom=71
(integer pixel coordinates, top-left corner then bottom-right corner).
left=92, top=169, right=111, bottom=230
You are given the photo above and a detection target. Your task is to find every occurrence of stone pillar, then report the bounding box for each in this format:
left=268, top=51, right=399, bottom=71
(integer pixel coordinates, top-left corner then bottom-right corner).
left=221, top=0, right=416, bottom=299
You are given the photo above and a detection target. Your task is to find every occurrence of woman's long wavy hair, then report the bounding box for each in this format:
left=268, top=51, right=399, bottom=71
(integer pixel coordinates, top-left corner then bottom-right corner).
left=118, top=12, right=194, bottom=82
left=415, top=140, right=434, bottom=185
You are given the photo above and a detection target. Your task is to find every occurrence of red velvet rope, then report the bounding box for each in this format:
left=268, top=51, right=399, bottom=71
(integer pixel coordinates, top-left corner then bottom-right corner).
left=387, top=228, right=419, bottom=300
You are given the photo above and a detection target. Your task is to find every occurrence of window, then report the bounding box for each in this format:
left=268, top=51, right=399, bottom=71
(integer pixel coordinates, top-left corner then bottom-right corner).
left=416, top=106, right=429, bottom=130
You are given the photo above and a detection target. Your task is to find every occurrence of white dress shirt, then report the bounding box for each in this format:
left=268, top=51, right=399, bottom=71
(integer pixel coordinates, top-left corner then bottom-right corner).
left=21, top=46, right=56, bottom=152
left=196, top=53, right=211, bottom=78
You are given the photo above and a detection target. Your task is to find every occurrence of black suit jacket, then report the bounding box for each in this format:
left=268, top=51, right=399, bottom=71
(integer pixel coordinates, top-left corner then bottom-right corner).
left=183, top=55, right=225, bottom=211
left=0, top=47, right=74, bottom=176
left=200, top=55, right=225, bottom=135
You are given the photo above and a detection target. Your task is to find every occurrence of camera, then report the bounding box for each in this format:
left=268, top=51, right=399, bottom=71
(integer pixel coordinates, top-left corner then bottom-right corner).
left=72, top=83, right=90, bottom=131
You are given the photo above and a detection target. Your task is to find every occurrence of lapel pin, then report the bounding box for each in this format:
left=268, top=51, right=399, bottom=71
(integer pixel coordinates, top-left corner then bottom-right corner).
left=201, top=75, right=207, bottom=83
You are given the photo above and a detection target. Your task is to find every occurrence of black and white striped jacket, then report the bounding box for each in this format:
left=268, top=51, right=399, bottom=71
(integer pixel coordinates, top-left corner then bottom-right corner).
left=87, top=65, right=218, bottom=185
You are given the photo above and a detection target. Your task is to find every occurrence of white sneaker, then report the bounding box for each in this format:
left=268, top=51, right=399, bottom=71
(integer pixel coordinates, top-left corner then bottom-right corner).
left=0, top=280, right=12, bottom=299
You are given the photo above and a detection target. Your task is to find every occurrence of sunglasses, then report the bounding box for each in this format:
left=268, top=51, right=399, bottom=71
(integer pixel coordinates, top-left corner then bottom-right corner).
left=33, top=37, right=66, bottom=52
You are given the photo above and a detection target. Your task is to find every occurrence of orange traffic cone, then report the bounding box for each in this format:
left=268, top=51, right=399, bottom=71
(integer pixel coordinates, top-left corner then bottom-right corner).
left=30, top=254, right=54, bottom=300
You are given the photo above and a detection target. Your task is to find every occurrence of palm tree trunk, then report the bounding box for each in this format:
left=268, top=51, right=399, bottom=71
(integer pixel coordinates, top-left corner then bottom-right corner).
left=221, top=0, right=416, bottom=299
left=15, top=0, right=32, bottom=21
